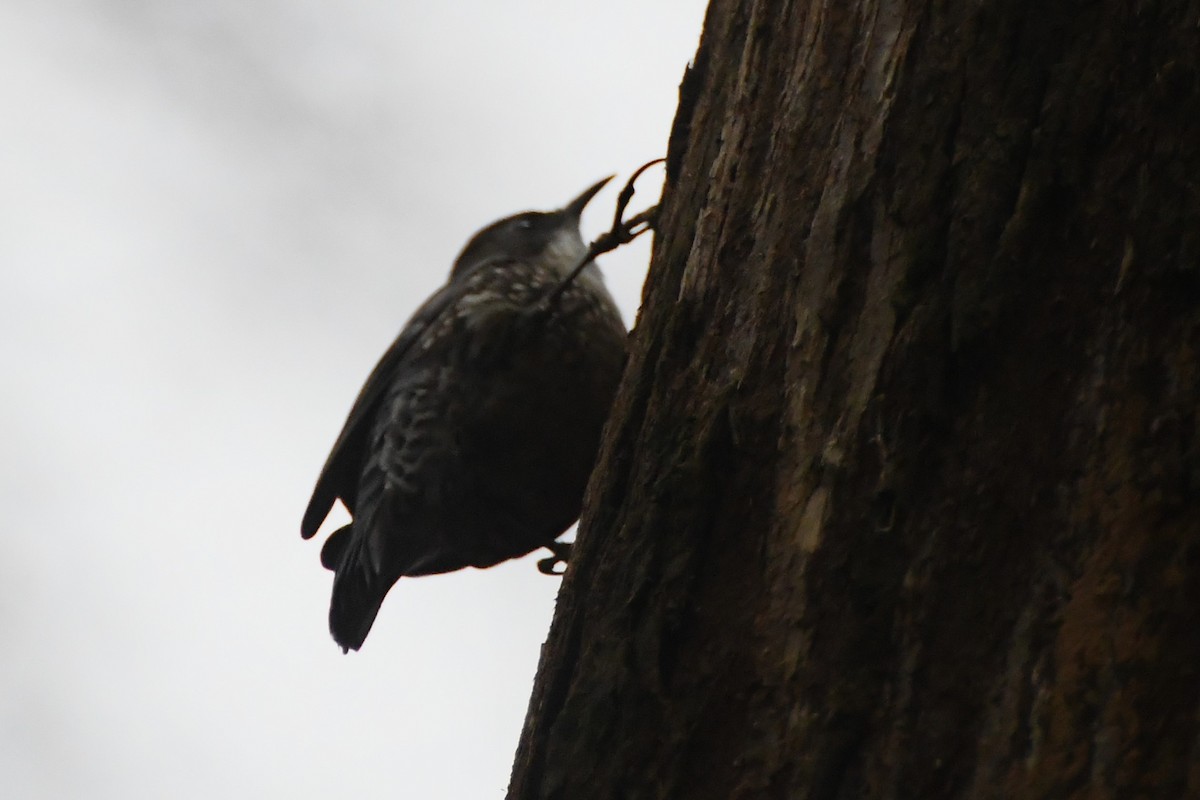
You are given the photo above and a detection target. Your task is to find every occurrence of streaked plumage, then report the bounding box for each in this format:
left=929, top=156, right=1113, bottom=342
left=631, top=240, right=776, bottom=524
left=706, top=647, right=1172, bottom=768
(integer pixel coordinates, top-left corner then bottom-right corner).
left=302, top=179, right=627, bottom=651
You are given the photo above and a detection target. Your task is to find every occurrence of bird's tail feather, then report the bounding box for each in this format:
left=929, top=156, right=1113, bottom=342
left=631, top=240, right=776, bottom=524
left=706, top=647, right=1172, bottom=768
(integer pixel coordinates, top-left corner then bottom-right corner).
left=328, top=528, right=390, bottom=653
left=320, top=524, right=353, bottom=570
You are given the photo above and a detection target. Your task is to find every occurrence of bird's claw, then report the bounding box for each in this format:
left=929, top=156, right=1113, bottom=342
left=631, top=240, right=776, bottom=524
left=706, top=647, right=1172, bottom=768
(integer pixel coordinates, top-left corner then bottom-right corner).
left=537, top=541, right=574, bottom=575
left=539, top=158, right=664, bottom=309
left=609, top=157, right=664, bottom=238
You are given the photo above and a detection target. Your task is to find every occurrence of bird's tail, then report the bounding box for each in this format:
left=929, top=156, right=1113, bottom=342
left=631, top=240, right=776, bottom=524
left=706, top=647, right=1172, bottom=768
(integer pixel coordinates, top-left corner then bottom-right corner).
left=326, top=526, right=390, bottom=653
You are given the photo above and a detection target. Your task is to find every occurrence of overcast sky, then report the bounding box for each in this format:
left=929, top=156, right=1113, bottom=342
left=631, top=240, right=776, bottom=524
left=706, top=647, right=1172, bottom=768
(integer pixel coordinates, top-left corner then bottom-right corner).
left=0, top=2, right=706, bottom=797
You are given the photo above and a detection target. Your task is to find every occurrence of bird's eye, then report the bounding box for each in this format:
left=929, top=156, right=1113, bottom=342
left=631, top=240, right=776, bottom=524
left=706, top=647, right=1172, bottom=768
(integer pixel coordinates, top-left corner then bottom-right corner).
left=514, top=217, right=534, bottom=231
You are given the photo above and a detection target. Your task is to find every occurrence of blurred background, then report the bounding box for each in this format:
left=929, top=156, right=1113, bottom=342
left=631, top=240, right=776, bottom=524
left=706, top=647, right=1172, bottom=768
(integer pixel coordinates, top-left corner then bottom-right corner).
left=0, top=2, right=706, bottom=797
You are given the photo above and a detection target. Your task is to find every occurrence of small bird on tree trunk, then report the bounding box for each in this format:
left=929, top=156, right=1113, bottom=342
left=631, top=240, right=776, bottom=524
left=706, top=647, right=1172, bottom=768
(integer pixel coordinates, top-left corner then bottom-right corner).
left=301, top=178, right=628, bottom=652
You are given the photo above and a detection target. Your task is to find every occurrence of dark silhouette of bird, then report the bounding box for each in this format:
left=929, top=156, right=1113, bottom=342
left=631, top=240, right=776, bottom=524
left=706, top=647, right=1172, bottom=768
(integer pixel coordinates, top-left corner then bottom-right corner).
left=301, top=178, right=627, bottom=652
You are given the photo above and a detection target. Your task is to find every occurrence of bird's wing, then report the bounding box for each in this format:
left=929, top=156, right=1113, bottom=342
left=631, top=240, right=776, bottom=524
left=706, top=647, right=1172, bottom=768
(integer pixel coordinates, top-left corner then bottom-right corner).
left=325, top=369, right=459, bottom=651
left=300, top=278, right=467, bottom=540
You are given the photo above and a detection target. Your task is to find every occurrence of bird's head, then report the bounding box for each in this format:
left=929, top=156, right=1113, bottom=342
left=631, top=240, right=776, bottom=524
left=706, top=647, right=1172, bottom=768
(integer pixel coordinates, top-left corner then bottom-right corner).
left=449, top=176, right=611, bottom=281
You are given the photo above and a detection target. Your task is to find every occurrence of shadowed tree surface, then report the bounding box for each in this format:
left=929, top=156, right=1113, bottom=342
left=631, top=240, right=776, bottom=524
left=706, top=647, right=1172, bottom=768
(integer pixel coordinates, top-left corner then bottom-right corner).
left=509, top=0, right=1200, bottom=797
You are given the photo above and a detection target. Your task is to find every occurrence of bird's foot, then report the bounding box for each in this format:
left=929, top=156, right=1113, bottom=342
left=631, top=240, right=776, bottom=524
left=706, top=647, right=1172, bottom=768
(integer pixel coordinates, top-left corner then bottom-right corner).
left=536, top=541, right=574, bottom=576
left=537, top=158, right=664, bottom=310
left=594, top=156, right=665, bottom=252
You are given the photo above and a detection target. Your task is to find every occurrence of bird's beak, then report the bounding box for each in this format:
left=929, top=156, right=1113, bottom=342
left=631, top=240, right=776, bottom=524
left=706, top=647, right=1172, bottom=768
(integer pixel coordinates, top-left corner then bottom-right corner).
left=564, top=175, right=613, bottom=219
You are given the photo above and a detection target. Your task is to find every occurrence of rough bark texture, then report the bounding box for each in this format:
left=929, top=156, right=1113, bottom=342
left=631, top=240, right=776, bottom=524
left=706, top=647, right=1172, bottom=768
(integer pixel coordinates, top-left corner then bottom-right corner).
left=510, top=1, right=1200, bottom=798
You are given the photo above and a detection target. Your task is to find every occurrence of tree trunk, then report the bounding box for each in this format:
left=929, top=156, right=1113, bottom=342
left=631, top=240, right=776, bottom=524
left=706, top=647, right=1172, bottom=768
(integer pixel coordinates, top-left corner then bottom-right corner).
left=509, top=0, right=1200, bottom=797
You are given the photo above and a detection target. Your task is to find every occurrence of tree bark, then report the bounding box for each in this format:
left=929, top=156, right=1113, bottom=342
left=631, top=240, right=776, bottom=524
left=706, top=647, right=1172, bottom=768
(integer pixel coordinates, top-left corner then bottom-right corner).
left=510, top=0, right=1200, bottom=797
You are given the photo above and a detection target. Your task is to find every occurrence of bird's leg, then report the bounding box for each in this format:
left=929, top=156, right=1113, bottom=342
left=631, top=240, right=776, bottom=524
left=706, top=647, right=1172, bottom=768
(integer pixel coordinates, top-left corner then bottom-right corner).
left=537, top=158, right=665, bottom=311
left=536, top=540, right=574, bottom=575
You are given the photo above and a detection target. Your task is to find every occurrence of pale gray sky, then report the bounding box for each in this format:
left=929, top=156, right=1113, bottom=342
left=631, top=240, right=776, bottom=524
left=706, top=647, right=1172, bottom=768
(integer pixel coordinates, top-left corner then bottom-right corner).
left=0, top=2, right=706, bottom=797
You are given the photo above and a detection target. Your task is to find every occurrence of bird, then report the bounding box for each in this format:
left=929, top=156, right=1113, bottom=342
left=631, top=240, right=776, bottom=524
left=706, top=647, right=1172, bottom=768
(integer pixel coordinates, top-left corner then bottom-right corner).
left=301, top=177, right=628, bottom=652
